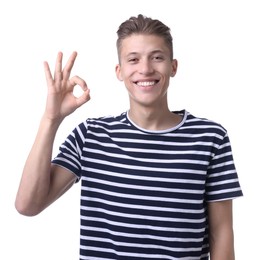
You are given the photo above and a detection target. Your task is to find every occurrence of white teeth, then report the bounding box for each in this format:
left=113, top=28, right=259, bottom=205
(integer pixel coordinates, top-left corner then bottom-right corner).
left=137, top=81, right=155, bottom=86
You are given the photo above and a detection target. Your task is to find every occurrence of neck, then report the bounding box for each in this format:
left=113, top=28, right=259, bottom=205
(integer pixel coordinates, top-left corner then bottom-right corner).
left=128, top=105, right=181, bottom=131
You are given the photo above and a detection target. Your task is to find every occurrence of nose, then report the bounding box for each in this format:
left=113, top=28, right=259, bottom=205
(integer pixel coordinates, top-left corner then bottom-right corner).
left=138, top=58, right=154, bottom=75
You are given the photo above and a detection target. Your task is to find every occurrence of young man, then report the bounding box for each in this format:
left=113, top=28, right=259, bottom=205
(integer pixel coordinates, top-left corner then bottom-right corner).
left=15, top=14, right=243, bottom=259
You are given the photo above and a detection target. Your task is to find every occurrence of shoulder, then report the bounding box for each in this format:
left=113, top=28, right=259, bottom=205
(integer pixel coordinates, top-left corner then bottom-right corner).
left=79, top=112, right=131, bottom=132
left=181, top=110, right=227, bottom=135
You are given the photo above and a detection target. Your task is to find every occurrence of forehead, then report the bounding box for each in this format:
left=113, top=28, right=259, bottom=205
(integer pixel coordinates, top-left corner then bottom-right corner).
left=120, top=34, right=169, bottom=56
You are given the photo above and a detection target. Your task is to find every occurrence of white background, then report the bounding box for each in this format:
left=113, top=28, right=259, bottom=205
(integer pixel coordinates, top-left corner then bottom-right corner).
left=0, top=0, right=261, bottom=259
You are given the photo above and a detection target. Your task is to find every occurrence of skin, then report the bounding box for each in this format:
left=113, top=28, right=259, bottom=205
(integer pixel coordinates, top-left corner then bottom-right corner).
left=15, top=34, right=235, bottom=260
left=208, top=200, right=235, bottom=260
left=15, top=52, right=89, bottom=215
left=115, top=34, right=181, bottom=130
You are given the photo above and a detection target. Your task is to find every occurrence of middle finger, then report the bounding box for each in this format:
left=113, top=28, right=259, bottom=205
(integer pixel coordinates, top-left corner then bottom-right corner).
left=62, top=51, right=78, bottom=81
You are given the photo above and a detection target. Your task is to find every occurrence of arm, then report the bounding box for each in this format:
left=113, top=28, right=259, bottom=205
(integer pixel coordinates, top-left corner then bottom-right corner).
left=15, top=52, right=90, bottom=216
left=208, top=199, right=235, bottom=260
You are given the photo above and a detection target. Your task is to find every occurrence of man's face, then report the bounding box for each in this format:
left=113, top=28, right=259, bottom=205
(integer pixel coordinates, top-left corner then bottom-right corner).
left=115, top=34, right=177, bottom=109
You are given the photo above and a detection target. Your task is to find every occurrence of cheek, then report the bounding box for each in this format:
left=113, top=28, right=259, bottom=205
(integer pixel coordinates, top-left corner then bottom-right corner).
left=120, top=68, right=134, bottom=81
left=164, top=67, right=175, bottom=78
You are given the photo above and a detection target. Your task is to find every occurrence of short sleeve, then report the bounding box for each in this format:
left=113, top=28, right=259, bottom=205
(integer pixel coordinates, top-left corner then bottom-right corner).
left=205, top=132, right=243, bottom=202
left=52, top=122, right=88, bottom=182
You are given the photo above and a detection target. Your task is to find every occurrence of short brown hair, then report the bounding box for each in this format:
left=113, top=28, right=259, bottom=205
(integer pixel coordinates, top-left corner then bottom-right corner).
left=116, top=14, right=173, bottom=61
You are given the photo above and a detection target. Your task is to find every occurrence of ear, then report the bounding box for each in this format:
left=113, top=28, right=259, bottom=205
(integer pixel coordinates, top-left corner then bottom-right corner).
left=170, top=59, right=178, bottom=77
left=115, top=64, right=123, bottom=81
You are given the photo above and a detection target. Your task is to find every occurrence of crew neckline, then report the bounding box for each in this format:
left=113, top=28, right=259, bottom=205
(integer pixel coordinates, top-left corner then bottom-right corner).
left=126, top=109, right=187, bottom=134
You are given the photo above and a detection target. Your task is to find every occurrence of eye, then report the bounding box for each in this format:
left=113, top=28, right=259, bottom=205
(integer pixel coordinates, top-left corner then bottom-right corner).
left=128, top=58, right=138, bottom=62
left=153, top=55, right=164, bottom=61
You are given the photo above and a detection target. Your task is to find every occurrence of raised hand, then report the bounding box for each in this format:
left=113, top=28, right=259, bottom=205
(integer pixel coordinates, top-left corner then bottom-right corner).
left=43, top=51, right=90, bottom=122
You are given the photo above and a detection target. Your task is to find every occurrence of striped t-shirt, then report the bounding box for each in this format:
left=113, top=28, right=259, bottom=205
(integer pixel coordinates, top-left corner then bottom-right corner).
left=52, top=110, right=243, bottom=260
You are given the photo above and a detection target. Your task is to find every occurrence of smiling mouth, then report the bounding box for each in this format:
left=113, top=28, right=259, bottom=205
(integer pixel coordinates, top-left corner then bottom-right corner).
left=135, top=80, right=159, bottom=86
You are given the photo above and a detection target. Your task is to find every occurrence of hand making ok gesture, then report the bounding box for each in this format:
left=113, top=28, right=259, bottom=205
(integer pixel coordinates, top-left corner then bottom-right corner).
left=43, top=51, right=90, bottom=122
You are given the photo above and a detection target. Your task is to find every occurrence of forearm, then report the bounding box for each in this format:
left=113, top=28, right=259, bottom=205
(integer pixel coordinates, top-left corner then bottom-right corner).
left=15, top=116, right=62, bottom=216
left=209, top=227, right=235, bottom=260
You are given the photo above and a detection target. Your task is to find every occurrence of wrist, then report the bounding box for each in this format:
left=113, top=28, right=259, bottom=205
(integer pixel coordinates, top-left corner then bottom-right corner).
left=40, top=114, right=63, bottom=133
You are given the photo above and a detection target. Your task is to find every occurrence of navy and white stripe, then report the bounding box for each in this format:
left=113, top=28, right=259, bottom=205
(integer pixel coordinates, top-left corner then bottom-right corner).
left=52, top=110, right=243, bottom=259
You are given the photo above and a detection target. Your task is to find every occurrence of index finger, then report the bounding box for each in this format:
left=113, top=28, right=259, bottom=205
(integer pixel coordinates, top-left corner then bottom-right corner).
left=54, top=51, right=63, bottom=82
